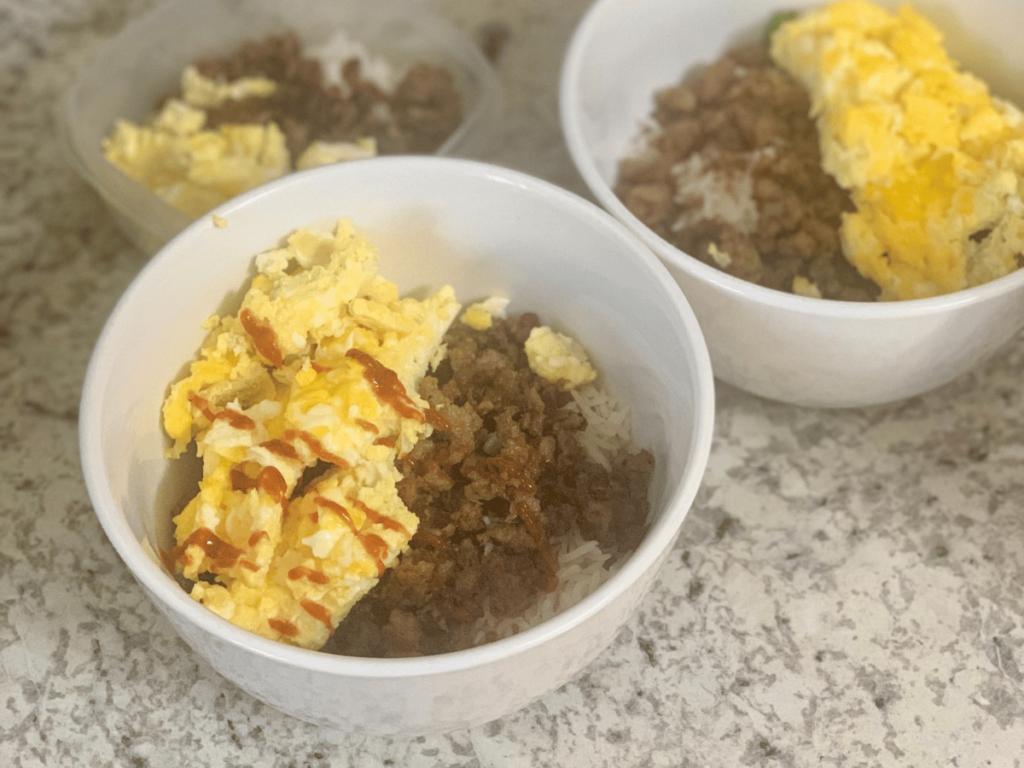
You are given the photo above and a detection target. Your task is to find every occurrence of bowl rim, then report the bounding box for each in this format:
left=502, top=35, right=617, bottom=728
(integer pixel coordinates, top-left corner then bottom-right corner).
left=79, top=155, right=716, bottom=678
left=558, top=0, right=1024, bottom=320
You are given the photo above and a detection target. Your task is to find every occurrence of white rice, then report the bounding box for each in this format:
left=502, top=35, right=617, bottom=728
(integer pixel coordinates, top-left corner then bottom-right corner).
left=306, top=31, right=396, bottom=93
left=668, top=147, right=774, bottom=236
left=564, top=383, right=632, bottom=469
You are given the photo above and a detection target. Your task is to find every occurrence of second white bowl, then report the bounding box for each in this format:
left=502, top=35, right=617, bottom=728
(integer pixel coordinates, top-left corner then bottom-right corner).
left=560, top=0, right=1024, bottom=408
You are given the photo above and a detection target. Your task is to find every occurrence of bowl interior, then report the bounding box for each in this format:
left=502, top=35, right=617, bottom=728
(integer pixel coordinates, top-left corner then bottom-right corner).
left=80, top=157, right=715, bottom=675
left=58, top=0, right=502, bottom=254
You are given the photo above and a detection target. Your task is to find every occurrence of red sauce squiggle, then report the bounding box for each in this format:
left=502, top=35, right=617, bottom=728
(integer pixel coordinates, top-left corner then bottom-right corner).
left=426, top=407, right=450, bottom=431
left=283, top=429, right=350, bottom=469
left=314, top=496, right=389, bottom=576
left=355, top=418, right=379, bottom=435
left=373, top=436, right=397, bottom=448
left=231, top=465, right=288, bottom=503
left=345, top=348, right=424, bottom=423
left=188, top=391, right=256, bottom=431
left=288, top=566, right=329, bottom=584
left=268, top=618, right=299, bottom=637
left=240, top=308, right=284, bottom=367
left=301, top=599, right=333, bottom=629
left=412, top=528, right=451, bottom=554
left=248, top=530, right=269, bottom=548
left=260, top=438, right=300, bottom=460
left=187, top=391, right=218, bottom=422
left=167, top=527, right=244, bottom=572
left=347, top=497, right=408, bottom=536
left=308, top=344, right=330, bottom=373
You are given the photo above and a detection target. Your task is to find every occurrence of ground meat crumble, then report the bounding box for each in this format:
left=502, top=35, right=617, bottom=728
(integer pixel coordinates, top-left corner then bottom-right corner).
left=323, top=313, right=655, bottom=658
left=615, top=44, right=879, bottom=301
left=180, top=30, right=463, bottom=159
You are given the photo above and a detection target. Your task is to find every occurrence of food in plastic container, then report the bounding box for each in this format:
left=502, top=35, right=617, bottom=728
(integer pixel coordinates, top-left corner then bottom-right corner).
left=57, top=0, right=501, bottom=254
left=103, top=30, right=464, bottom=218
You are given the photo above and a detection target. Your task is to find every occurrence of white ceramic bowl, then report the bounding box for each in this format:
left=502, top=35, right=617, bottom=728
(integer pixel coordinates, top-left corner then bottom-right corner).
left=79, top=157, right=715, bottom=735
left=560, top=0, right=1024, bottom=408
left=57, top=0, right=502, bottom=256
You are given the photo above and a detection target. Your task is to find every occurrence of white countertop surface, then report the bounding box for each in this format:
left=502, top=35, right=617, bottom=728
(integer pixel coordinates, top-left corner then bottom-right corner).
left=2, top=0, right=1023, bottom=765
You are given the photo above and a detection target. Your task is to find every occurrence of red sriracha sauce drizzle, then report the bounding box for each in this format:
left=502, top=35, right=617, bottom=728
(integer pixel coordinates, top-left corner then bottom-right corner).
left=314, top=496, right=390, bottom=576
left=345, top=348, right=425, bottom=423
left=187, top=391, right=256, bottom=431
left=173, top=336, right=450, bottom=642
left=240, top=308, right=284, bottom=367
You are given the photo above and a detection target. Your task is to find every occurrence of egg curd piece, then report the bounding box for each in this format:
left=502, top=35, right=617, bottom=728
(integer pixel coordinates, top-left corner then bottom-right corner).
left=460, top=296, right=510, bottom=331
left=180, top=65, right=277, bottom=109
left=103, top=63, right=384, bottom=219
left=524, top=326, right=597, bottom=391
left=771, top=0, right=1024, bottom=300
left=102, top=66, right=290, bottom=218
left=103, top=100, right=290, bottom=219
left=162, top=219, right=461, bottom=649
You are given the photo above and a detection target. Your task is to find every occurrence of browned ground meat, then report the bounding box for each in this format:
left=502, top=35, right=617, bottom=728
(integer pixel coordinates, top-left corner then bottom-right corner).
left=323, top=313, right=655, bottom=658
left=615, top=44, right=879, bottom=302
left=176, top=31, right=462, bottom=158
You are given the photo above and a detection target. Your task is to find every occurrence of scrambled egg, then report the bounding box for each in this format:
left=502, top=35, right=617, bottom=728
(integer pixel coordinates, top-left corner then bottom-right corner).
left=771, top=0, right=1024, bottom=300
left=792, top=275, right=824, bottom=299
left=103, top=66, right=379, bottom=218
left=103, top=68, right=290, bottom=218
left=162, top=219, right=460, bottom=649
left=179, top=65, right=277, bottom=109
left=459, top=296, right=510, bottom=331
left=295, top=138, right=377, bottom=171
left=524, top=326, right=597, bottom=390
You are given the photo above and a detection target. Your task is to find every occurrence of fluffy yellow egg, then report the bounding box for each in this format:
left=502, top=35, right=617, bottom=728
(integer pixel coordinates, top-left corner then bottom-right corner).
left=771, top=0, right=1024, bottom=300
left=163, top=220, right=460, bottom=649
left=102, top=66, right=380, bottom=219
left=524, top=326, right=597, bottom=391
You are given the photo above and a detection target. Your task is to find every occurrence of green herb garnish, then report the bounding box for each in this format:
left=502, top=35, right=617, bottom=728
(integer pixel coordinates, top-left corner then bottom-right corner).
left=764, top=11, right=799, bottom=43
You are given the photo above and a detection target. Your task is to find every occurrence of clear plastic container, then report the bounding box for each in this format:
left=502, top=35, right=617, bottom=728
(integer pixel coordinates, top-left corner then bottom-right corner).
left=57, top=0, right=502, bottom=255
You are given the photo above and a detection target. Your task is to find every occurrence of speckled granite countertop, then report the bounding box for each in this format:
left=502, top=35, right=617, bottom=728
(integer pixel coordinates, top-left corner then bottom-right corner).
left=2, top=0, right=1023, bottom=766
